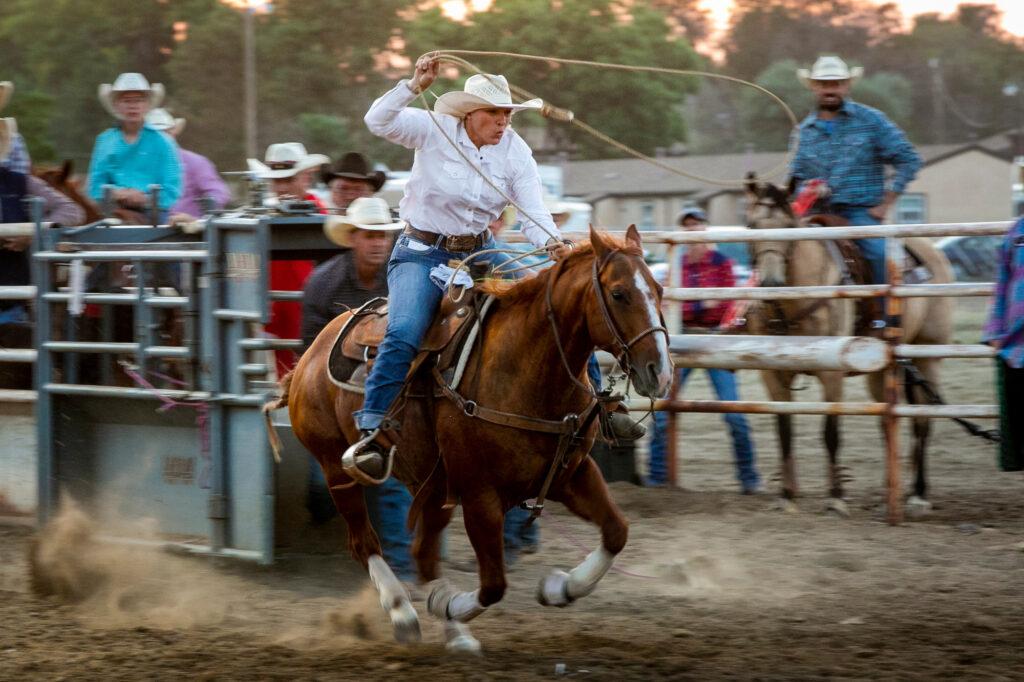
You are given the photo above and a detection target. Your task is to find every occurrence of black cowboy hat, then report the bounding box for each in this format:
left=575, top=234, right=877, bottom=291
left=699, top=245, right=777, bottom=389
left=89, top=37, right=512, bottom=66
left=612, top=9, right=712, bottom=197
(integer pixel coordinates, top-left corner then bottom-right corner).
left=321, top=152, right=387, bottom=191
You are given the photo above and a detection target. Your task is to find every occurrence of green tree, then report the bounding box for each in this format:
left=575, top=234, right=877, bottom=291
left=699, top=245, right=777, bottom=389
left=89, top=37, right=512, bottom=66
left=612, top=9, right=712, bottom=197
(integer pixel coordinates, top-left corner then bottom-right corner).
left=403, top=0, right=702, bottom=160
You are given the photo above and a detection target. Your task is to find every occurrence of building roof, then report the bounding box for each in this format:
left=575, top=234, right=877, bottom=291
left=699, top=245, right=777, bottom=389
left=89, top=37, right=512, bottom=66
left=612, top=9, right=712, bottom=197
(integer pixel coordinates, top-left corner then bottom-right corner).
left=562, top=143, right=1009, bottom=202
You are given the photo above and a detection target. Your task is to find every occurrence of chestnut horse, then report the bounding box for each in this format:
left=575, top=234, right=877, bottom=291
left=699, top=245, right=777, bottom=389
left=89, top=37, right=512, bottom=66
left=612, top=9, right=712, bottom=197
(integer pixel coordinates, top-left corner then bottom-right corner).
left=744, top=179, right=954, bottom=517
left=269, top=226, right=671, bottom=652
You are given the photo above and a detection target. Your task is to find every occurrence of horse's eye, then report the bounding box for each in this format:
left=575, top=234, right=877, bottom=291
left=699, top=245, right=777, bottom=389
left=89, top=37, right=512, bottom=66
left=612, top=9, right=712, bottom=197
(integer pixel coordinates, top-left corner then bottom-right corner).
left=610, top=288, right=626, bottom=301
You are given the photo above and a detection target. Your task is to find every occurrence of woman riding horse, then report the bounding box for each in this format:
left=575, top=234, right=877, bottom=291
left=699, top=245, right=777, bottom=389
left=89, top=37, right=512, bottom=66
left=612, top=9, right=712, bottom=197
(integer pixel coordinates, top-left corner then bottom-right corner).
left=346, top=55, right=571, bottom=475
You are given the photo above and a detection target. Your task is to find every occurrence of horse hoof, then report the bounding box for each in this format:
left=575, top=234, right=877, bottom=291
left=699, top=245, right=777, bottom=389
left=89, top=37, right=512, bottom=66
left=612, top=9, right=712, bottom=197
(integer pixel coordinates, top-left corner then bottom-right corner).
left=444, top=621, right=482, bottom=655
left=906, top=495, right=933, bottom=519
left=825, top=498, right=850, bottom=518
left=390, top=601, right=421, bottom=644
left=773, top=498, right=799, bottom=514
left=536, top=570, right=573, bottom=608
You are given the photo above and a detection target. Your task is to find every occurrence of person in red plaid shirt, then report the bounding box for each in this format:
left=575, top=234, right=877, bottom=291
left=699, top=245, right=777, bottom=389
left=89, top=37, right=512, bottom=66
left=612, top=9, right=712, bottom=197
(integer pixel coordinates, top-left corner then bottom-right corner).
left=649, top=209, right=761, bottom=493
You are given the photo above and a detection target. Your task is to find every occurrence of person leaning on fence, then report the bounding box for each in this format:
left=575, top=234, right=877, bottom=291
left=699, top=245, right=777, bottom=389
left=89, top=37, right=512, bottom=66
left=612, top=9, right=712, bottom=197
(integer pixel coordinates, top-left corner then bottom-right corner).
left=983, top=217, right=1024, bottom=472
left=789, top=56, right=922, bottom=331
left=87, top=73, right=182, bottom=222
left=322, top=152, right=386, bottom=212
left=0, top=81, right=31, bottom=174
left=248, top=142, right=330, bottom=376
left=299, top=197, right=419, bottom=575
left=647, top=209, right=761, bottom=494
left=145, top=108, right=231, bottom=220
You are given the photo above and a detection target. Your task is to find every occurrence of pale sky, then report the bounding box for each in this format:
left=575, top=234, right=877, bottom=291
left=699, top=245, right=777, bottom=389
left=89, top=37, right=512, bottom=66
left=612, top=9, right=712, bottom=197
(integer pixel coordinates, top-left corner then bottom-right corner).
left=698, top=0, right=1024, bottom=38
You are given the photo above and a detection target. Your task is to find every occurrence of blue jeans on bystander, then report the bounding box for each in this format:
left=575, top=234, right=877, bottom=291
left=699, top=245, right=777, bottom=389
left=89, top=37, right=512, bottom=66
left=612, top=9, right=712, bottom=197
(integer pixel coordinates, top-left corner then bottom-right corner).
left=648, top=368, right=760, bottom=492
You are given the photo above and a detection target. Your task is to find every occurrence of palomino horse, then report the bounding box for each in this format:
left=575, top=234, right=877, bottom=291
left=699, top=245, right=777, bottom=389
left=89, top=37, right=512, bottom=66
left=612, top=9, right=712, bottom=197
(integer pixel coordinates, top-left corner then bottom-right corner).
left=269, top=226, right=672, bottom=651
left=744, top=179, right=954, bottom=516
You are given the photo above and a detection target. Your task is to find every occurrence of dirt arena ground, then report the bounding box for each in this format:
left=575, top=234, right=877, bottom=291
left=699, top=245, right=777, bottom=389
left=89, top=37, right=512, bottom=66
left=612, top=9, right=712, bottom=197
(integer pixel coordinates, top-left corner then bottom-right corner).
left=1, top=301, right=1022, bottom=680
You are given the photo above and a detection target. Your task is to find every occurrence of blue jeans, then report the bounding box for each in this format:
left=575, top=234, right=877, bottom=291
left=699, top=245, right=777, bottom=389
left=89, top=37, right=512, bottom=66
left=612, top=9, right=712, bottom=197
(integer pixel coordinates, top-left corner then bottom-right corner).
left=836, top=207, right=887, bottom=287
left=649, top=368, right=759, bottom=490
left=0, top=305, right=29, bottom=325
left=504, top=504, right=540, bottom=564
left=356, top=233, right=516, bottom=430
left=307, top=456, right=415, bottom=580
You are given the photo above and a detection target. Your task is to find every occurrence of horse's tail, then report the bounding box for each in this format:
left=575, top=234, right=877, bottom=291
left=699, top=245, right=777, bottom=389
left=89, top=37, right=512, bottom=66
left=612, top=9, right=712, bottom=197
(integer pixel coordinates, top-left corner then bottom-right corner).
left=261, top=370, right=294, bottom=464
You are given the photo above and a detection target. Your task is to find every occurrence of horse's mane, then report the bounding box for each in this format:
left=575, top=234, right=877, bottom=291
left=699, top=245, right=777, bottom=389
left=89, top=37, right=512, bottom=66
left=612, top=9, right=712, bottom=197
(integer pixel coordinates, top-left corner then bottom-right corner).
left=479, top=234, right=642, bottom=305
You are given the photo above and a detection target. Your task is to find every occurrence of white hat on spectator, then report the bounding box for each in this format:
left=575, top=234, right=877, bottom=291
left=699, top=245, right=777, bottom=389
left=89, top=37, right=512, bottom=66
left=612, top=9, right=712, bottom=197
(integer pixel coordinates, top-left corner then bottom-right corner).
left=98, top=73, right=165, bottom=119
left=247, top=143, right=330, bottom=180
left=323, top=197, right=405, bottom=248
left=145, top=108, right=186, bottom=136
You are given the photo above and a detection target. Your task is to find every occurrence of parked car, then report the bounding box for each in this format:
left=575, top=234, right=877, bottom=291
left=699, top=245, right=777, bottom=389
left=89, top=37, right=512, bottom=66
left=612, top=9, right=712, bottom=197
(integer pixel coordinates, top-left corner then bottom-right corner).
left=935, top=234, right=1004, bottom=282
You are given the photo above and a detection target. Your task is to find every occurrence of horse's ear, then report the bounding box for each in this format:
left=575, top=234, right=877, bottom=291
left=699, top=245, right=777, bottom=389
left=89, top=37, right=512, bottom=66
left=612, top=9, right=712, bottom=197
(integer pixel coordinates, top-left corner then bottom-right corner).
left=589, top=223, right=611, bottom=260
left=625, top=224, right=642, bottom=250
left=60, top=159, right=72, bottom=183
left=786, top=175, right=798, bottom=198
left=744, top=171, right=759, bottom=198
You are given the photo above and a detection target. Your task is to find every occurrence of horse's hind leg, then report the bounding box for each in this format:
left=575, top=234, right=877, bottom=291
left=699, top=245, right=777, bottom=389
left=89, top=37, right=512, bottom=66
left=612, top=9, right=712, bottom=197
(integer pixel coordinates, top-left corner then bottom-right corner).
left=320, top=455, right=421, bottom=643
left=905, top=359, right=938, bottom=517
left=538, top=457, right=627, bottom=608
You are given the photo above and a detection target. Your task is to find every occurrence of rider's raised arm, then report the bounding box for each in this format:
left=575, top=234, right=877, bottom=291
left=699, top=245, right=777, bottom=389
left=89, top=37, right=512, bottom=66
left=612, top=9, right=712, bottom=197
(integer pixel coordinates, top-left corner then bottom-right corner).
left=507, top=141, right=559, bottom=249
left=364, top=80, right=433, bottom=150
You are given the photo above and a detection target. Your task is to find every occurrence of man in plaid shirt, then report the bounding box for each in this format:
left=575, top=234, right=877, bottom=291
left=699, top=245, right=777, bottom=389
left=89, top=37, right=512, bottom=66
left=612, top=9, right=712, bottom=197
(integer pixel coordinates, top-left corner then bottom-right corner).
left=983, top=217, right=1024, bottom=471
left=648, top=209, right=761, bottom=493
left=790, top=56, right=922, bottom=330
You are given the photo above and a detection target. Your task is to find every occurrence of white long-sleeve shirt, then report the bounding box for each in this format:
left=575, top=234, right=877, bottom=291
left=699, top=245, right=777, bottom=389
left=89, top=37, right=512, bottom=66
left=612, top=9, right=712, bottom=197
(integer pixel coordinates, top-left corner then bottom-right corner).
left=364, top=80, right=559, bottom=249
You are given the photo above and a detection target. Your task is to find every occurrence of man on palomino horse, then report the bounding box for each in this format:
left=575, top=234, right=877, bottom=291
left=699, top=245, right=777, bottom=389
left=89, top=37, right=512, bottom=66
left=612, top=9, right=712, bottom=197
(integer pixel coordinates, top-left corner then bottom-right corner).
left=144, top=108, right=231, bottom=220
left=790, top=55, right=922, bottom=331
left=0, top=81, right=31, bottom=174
left=88, top=73, right=182, bottom=222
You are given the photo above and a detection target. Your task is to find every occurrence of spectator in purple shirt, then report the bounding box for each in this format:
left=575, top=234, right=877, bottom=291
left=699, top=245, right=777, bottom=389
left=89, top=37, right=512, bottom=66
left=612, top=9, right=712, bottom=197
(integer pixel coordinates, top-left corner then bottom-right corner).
left=983, top=217, right=1024, bottom=471
left=145, top=108, right=231, bottom=218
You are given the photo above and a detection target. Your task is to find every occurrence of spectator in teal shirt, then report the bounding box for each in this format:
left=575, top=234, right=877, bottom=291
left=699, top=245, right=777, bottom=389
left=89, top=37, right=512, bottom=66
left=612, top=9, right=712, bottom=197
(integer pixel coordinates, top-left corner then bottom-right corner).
left=88, top=73, right=181, bottom=221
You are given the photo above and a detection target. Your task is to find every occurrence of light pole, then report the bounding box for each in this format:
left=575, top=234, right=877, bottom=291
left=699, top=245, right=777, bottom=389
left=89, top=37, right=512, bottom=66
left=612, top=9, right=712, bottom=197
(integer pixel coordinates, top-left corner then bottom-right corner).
left=243, top=1, right=266, bottom=160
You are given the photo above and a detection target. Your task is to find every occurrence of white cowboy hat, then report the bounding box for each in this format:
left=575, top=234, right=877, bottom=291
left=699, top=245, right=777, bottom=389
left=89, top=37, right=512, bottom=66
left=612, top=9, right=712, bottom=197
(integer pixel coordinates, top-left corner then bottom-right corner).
left=0, top=82, right=13, bottom=113
left=544, top=194, right=570, bottom=218
left=0, top=117, right=16, bottom=161
left=323, top=196, right=405, bottom=248
left=98, top=73, right=166, bottom=119
left=434, top=74, right=543, bottom=118
left=247, top=142, right=330, bottom=180
left=145, top=108, right=186, bottom=136
left=797, top=56, right=864, bottom=88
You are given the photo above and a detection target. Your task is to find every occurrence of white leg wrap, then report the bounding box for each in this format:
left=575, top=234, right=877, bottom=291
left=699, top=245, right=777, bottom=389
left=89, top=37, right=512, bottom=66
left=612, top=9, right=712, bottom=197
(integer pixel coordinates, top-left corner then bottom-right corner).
left=368, top=554, right=408, bottom=611
left=427, top=581, right=487, bottom=623
left=444, top=620, right=482, bottom=655
left=368, top=555, right=421, bottom=643
left=566, top=547, right=615, bottom=600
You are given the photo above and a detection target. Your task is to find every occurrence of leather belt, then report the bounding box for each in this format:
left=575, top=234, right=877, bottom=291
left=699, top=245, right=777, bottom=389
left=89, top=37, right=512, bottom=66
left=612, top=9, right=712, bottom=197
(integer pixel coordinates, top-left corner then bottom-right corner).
left=404, top=225, right=490, bottom=254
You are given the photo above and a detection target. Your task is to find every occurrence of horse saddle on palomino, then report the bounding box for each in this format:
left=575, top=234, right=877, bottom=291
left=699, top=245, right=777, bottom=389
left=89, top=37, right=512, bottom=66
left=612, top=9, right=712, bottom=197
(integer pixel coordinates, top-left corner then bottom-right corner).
left=806, top=215, right=933, bottom=336
left=326, top=290, right=492, bottom=394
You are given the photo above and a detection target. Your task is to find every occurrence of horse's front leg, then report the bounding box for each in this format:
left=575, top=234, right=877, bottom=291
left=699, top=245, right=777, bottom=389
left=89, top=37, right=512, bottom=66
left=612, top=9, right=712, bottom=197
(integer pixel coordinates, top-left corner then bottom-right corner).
left=820, top=371, right=849, bottom=517
left=425, top=488, right=507, bottom=654
left=537, top=457, right=627, bottom=608
left=763, top=370, right=799, bottom=511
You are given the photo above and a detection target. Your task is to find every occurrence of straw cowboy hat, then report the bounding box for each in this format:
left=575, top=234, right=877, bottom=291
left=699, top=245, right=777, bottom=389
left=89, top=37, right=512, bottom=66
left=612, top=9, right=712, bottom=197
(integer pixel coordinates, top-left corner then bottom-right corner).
left=98, top=73, right=166, bottom=119
left=323, top=196, right=405, bottom=248
left=321, top=152, right=386, bottom=191
left=145, top=108, right=186, bottom=136
left=247, top=142, right=330, bottom=180
left=0, top=117, right=16, bottom=161
left=0, top=82, right=13, bottom=113
left=797, top=56, right=864, bottom=88
left=434, top=74, right=543, bottom=118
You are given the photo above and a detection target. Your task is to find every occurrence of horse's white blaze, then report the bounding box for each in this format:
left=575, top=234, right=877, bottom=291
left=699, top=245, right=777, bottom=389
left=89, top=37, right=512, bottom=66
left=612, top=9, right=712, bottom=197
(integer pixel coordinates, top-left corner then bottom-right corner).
left=633, top=270, right=673, bottom=395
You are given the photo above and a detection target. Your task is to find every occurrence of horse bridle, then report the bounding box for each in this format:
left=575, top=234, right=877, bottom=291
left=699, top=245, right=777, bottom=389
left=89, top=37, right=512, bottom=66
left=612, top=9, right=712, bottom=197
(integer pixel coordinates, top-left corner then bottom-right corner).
left=545, top=248, right=670, bottom=396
